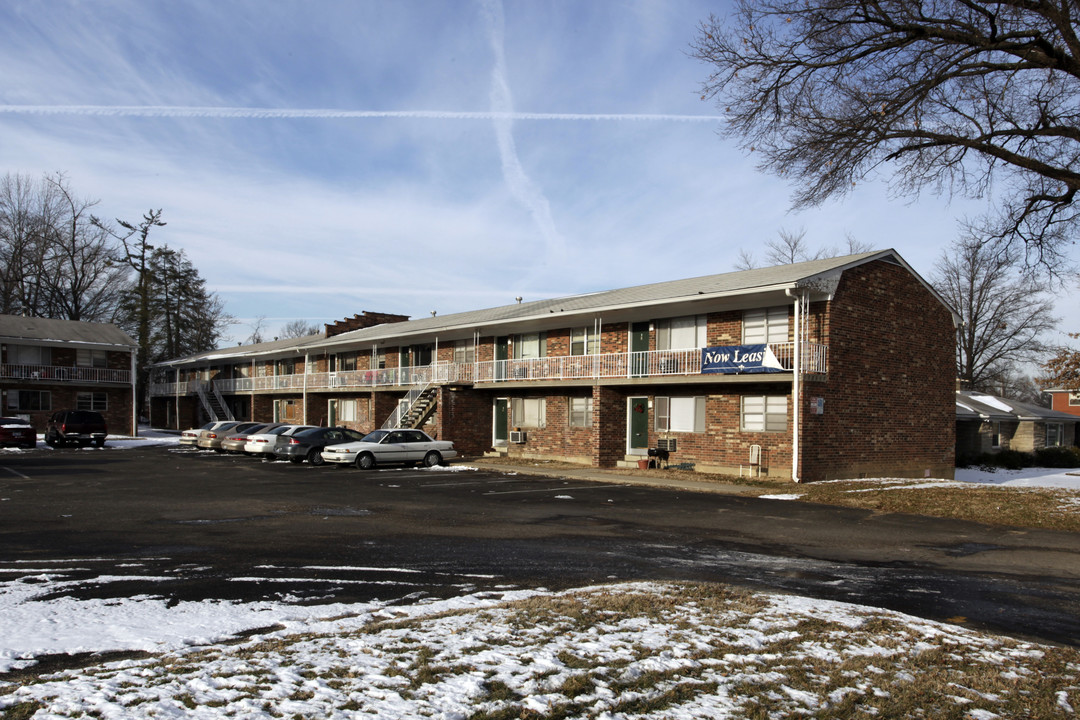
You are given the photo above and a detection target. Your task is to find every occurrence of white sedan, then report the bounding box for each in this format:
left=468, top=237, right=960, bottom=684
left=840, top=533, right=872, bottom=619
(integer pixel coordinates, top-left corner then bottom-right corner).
left=243, top=424, right=315, bottom=456
left=322, top=428, right=457, bottom=469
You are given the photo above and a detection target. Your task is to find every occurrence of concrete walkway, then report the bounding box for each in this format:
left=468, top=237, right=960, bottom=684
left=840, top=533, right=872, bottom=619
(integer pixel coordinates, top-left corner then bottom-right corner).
left=464, top=460, right=768, bottom=496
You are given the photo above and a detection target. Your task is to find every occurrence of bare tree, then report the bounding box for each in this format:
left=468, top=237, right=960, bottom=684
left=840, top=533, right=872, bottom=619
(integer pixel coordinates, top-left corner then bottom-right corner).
left=933, top=237, right=1058, bottom=391
left=246, top=315, right=268, bottom=345
left=692, top=0, right=1080, bottom=267
left=734, top=228, right=873, bottom=269
left=278, top=319, right=320, bottom=339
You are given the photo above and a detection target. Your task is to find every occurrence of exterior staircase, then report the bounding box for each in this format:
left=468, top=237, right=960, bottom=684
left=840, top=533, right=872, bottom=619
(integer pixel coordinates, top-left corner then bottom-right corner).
left=382, top=385, right=438, bottom=429
left=196, top=381, right=234, bottom=422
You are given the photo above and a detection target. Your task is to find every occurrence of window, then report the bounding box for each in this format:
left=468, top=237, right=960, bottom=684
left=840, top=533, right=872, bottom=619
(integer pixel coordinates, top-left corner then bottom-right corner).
left=276, top=358, right=296, bottom=375
left=1070, top=392, right=1080, bottom=406
left=375, top=349, right=387, bottom=369
left=991, top=422, right=1001, bottom=449
left=77, top=349, right=108, bottom=368
left=513, top=333, right=545, bottom=359
left=77, top=392, right=108, bottom=411
left=9, top=345, right=50, bottom=366
left=743, top=307, right=789, bottom=344
left=331, top=352, right=357, bottom=372
left=655, top=396, right=706, bottom=433
left=1047, top=423, right=1064, bottom=448
left=337, top=399, right=358, bottom=422
left=511, top=398, right=546, bottom=428
left=454, top=340, right=475, bottom=364
left=570, top=327, right=599, bottom=356
left=742, top=396, right=787, bottom=432
left=6, top=390, right=50, bottom=412
left=569, top=397, right=593, bottom=427
left=656, top=316, right=707, bottom=350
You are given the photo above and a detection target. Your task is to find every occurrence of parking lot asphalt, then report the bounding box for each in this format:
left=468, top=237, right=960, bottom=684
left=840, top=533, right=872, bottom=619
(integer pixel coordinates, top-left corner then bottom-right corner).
left=2, top=445, right=1080, bottom=647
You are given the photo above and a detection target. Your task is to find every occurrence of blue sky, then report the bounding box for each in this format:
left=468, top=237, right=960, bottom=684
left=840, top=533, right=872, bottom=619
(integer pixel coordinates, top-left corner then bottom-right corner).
left=0, top=0, right=1074, bottom=345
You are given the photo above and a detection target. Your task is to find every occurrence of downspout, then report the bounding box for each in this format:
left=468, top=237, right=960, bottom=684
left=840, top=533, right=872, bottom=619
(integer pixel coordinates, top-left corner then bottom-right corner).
left=131, top=349, right=138, bottom=436
left=302, top=351, right=309, bottom=425
left=786, top=288, right=802, bottom=483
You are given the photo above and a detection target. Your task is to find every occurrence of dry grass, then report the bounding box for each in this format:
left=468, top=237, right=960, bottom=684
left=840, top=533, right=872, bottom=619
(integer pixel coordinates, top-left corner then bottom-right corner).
left=471, top=456, right=1080, bottom=532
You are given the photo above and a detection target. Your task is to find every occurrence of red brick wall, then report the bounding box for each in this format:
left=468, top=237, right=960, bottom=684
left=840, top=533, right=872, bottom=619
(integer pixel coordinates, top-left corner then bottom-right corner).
left=799, top=260, right=956, bottom=481
left=435, top=386, right=492, bottom=455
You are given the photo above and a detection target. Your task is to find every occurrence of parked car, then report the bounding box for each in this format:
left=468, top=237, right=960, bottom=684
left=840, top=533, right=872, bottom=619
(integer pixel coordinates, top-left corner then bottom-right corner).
left=273, top=426, right=368, bottom=466
left=0, top=416, right=36, bottom=449
left=180, top=422, right=218, bottom=447
left=243, top=424, right=316, bottom=457
left=197, top=421, right=262, bottom=451
left=322, top=428, right=457, bottom=469
left=220, top=423, right=279, bottom=453
left=45, top=410, right=107, bottom=448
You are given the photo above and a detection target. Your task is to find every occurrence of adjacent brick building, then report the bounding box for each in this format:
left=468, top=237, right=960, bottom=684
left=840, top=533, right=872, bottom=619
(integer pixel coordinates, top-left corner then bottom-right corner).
left=0, top=315, right=137, bottom=435
left=151, top=250, right=958, bottom=481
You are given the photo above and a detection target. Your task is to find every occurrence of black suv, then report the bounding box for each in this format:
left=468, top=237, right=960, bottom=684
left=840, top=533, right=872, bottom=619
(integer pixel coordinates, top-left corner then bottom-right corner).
left=45, top=410, right=108, bottom=448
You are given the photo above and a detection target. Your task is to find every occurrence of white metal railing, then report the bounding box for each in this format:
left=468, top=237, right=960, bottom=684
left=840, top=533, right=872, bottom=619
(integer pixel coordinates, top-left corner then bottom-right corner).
left=147, top=343, right=827, bottom=397
left=2, top=363, right=131, bottom=384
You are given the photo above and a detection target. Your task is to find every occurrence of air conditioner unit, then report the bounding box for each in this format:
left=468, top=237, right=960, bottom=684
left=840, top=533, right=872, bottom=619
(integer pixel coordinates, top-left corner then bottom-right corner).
left=509, top=430, right=527, bottom=444
left=657, top=437, right=677, bottom=452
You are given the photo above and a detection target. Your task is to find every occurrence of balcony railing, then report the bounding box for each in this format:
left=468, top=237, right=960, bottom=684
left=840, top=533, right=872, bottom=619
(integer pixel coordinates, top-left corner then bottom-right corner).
left=149, top=343, right=827, bottom=397
left=2, top=363, right=131, bottom=384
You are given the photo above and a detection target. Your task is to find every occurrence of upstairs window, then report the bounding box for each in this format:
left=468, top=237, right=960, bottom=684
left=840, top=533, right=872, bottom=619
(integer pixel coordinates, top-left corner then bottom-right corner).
left=743, top=307, right=789, bottom=345
left=570, top=327, right=599, bottom=356
left=453, top=340, right=475, bottom=364
left=513, top=333, right=546, bottom=359
left=656, top=316, right=707, bottom=350
left=9, top=345, right=50, bottom=366
left=77, top=349, right=108, bottom=368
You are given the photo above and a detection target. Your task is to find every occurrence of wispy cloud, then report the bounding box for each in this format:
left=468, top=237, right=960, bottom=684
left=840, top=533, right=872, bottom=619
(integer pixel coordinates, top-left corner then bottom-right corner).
left=0, top=105, right=723, bottom=123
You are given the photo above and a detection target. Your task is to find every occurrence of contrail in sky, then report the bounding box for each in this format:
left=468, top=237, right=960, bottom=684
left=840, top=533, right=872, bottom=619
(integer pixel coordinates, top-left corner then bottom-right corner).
left=0, top=105, right=722, bottom=122
left=479, top=0, right=566, bottom=269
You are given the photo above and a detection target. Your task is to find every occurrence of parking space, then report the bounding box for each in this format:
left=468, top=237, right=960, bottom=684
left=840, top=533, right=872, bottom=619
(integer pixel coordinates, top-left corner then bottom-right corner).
left=3, top=445, right=1080, bottom=645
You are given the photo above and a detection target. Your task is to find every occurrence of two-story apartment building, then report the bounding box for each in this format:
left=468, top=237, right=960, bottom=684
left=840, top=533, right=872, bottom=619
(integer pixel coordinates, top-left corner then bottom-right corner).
left=1, top=315, right=137, bottom=435
left=150, top=250, right=958, bottom=482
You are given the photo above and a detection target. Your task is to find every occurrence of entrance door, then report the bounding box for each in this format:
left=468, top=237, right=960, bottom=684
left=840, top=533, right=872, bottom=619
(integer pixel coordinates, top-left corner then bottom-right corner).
left=628, top=396, right=649, bottom=453
left=630, top=322, right=649, bottom=377
left=495, top=337, right=509, bottom=381
left=494, top=398, right=509, bottom=445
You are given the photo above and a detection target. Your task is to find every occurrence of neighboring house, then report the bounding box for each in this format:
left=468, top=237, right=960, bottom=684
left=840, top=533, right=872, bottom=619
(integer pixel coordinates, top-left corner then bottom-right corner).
left=1045, top=388, right=1080, bottom=419
left=151, top=250, right=958, bottom=482
left=956, top=390, right=1078, bottom=458
left=0, top=315, right=137, bottom=435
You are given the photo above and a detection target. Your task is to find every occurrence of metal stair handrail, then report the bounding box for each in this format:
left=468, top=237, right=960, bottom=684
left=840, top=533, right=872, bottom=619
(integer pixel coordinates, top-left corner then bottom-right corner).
left=382, top=372, right=432, bottom=429
left=211, top=381, right=235, bottom=421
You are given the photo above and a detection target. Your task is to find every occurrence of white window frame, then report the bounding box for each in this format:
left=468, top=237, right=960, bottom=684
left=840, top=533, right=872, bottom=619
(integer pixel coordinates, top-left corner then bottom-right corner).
left=513, top=333, right=545, bottom=359
left=511, top=397, right=546, bottom=428
left=1069, top=392, right=1080, bottom=407
left=1046, top=423, right=1064, bottom=448
left=569, top=396, right=593, bottom=427
left=77, top=392, right=108, bottom=412
left=743, top=307, right=789, bottom=345
left=656, top=316, right=707, bottom=351
left=337, top=398, right=358, bottom=422
left=741, top=395, right=787, bottom=432
left=654, top=396, right=706, bottom=433
left=453, top=340, right=475, bottom=364
left=570, top=327, right=599, bottom=356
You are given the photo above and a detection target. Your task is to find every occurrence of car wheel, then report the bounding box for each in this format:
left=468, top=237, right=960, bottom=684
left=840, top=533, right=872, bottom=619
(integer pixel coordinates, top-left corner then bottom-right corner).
left=45, top=434, right=59, bottom=448
left=307, top=449, right=325, bottom=467
left=356, top=452, right=376, bottom=470
left=423, top=451, right=443, bottom=467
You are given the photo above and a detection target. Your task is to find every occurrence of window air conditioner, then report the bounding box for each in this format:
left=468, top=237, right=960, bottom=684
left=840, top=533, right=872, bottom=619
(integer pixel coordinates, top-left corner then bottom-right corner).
left=657, top=437, right=677, bottom=452
left=509, top=430, right=527, bottom=444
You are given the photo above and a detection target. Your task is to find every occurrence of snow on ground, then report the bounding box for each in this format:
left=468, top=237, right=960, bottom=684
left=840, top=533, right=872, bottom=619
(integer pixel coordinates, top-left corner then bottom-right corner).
left=0, top=581, right=1075, bottom=718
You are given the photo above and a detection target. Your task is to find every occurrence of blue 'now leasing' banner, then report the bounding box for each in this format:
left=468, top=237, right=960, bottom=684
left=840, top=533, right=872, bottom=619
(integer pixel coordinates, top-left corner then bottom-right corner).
left=701, top=344, right=784, bottom=374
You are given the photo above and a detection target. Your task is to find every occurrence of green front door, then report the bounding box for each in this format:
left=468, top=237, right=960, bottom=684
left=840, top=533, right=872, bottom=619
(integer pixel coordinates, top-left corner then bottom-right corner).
left=630, top=322, right=649, bottom=377
left=629, top=396, right=649, bottom=450
left=494, top=398, right=509, bottom=443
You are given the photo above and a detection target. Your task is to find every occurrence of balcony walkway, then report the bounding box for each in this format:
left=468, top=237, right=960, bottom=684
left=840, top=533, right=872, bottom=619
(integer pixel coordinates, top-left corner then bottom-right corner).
left=150, top=343, right=826, bottom=397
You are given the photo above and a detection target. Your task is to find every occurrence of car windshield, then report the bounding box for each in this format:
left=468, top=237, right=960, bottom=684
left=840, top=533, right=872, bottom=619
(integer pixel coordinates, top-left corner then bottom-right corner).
left=360, top=430, right=388, bottom=443
left=0, top=417, right=29, bottom=426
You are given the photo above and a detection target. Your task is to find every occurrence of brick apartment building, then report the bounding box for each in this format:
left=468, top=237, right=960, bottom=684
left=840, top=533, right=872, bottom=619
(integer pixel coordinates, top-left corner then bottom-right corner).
left=0, top=315, right=137, bottom=435
left=150, top=250, right=958, bottom=482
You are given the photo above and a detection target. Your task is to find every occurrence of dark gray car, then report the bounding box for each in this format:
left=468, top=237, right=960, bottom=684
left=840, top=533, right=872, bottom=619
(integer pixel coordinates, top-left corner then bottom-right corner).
left=272, top=426, right=368, bottom=465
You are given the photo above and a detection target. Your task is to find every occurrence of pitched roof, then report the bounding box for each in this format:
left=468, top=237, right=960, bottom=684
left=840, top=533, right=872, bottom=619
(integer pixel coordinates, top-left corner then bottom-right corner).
left=956, top=390, right=1079, bottom=422
left=0, top=314, right=136, bottom=348
left=156, top=248, right=951, bottom=365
